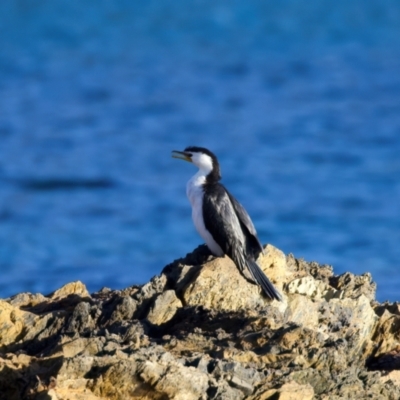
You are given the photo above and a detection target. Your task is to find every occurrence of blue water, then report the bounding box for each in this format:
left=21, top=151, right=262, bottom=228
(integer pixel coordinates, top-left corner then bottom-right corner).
left=1, top=1, right=399, bottom=302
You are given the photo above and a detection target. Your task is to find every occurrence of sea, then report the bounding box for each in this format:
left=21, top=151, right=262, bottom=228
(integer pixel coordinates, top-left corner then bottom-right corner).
left=0, top=0, right=399, bottom=302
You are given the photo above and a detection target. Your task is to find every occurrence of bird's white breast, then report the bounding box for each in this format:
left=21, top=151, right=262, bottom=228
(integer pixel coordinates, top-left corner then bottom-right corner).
left=186, top=173, right=224, bottom=256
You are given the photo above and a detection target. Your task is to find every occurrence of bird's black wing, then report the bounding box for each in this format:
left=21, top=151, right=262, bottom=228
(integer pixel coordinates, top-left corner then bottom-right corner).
left=202, top=183, right=245, bottom=256
left=225, top=189, right=264, bottom=255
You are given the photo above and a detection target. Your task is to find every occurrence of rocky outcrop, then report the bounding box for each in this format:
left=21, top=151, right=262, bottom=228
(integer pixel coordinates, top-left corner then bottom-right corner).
left=1, top=244, right=400, bottom=399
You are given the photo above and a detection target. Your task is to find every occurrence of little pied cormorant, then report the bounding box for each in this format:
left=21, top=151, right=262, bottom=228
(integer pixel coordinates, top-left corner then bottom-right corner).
left=172, top=146, right=282, bottom=301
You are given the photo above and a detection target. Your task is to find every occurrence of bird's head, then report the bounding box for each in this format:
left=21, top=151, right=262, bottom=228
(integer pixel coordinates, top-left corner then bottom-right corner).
left=172, top=146, right=221, bottom=181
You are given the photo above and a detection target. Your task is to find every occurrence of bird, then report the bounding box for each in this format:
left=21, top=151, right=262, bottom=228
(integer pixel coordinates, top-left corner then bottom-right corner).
left=172, top=146, right=282, bottom=301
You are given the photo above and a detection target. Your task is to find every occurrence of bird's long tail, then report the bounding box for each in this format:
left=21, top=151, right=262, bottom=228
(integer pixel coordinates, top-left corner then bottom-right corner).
left=232, top=249, right=282, bottom=301
left=246, top=259, right=282, bottom=301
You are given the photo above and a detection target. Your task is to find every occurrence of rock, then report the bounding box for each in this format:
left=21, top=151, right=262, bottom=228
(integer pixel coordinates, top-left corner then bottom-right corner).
left=277, top=381, right=314, bottom=400
left=108, top=295, right=137, bottom=325
left=60, top=336, right=105, bottom=358
left=286, top=294, right=319, bottom=329
left=133, top=274, right=168, bottom=319
left=368, top=310, right=400, bottom=363
left=182, top=256, right=267, bottom=311
left=64, top=301, right=95, bottom=334
left=229, top=375, right=254, bottom=395
left=36, top=388, right=58, bottom=400
left=138, top=356, right=209, bottom=400
left=329, top=272, right=376, bottom=301
left=49, top=281, right=91, bottom=300
left=0, top=300, right=33, bottom=348
left=8, top=292, right=47, bottom=307
left=147, top=290, right=182, bottom=325
left=380, top=369, right=400, bottom=384
left=1, top=244, right=400, bottom=400
left=287, top=276, right=336, bottom=300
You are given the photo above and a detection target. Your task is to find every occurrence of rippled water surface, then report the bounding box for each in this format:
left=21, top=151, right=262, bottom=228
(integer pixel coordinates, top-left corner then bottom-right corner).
left=1, top=1, right=400, bottom=301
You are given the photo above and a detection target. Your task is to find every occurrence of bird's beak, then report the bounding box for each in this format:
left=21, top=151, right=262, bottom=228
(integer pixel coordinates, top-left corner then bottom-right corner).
left=172, top=150, right=192, bottom=162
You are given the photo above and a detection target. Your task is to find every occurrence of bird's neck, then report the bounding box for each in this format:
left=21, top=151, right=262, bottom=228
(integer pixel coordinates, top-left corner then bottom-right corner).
left=203, top=162, right=222, bottom=183
left=186, top=171, right=206, bottom=208
left=193, top=167, right=220, bottom=186
left=188, top=170, right=207, bottom=189
left=186, top=168, right=221, bottom=208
